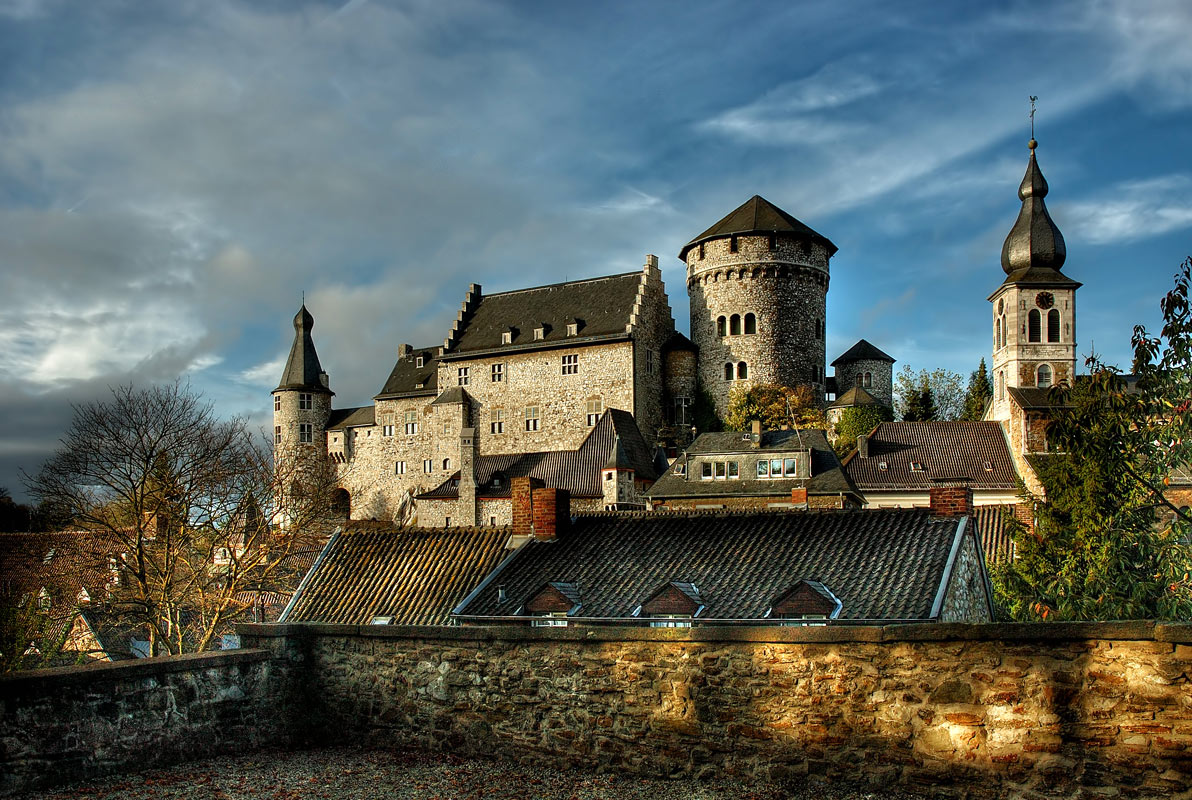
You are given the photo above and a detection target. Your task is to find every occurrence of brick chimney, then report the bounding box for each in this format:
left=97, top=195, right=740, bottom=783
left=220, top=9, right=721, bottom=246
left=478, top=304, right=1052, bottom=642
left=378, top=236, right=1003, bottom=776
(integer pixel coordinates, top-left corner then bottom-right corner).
left=751, top=419, right=762, bottom=448
left=531, top=487, right=571, bottom=541
left=929, top=484, right=974, bottom=517
left=790, top=487, right=808, bottom=505
left=511, top=476, right=544, bottom=538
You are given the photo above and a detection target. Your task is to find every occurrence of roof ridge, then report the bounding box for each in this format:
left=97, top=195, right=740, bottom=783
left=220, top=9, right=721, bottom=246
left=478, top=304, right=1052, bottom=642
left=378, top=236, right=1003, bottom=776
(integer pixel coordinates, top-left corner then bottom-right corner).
left=483, top=271, right=640, bottom=299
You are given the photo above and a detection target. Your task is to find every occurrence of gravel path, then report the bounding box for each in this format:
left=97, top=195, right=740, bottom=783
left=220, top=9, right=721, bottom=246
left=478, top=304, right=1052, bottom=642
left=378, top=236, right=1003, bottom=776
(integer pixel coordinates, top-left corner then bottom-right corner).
left=22, top=747, right=938, bottom=800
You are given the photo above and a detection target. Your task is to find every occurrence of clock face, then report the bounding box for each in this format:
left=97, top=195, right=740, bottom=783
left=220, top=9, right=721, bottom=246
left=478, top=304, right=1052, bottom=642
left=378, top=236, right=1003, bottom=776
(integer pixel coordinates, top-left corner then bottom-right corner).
left=1036, top=292, right=1055, bottom=309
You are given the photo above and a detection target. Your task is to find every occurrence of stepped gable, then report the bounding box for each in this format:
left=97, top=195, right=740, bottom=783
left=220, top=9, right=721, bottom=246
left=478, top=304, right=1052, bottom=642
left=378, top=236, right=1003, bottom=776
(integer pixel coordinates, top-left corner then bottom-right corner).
left=831, top=339, right=895, bottom=365
left=375, top=346, right=440, bottom=399
left=446, top=273, right=644, bottom=355
left=679, top=195, right=837, bottom=260
left=455, top=508, right=969, bottom=621
left=279, top=522, right=510, bottom=625
left=843, top=421, right=1018, bottom=490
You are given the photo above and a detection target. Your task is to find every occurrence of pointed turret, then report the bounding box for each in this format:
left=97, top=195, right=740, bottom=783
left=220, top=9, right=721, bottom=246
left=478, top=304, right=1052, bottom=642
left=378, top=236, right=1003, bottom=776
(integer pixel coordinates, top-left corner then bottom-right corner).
left=276, top=305, right=332, bottom=394
left=998, top=140, right=1078, bottom=287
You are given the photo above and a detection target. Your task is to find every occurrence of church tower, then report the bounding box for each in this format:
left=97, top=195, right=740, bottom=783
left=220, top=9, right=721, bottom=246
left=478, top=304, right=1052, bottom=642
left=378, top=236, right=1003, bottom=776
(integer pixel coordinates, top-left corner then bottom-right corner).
left=988, top=139, right=1081, bottom=422
left=683, top=196, right=836, bottom=418
left=272, top=305, right=334, bottom=464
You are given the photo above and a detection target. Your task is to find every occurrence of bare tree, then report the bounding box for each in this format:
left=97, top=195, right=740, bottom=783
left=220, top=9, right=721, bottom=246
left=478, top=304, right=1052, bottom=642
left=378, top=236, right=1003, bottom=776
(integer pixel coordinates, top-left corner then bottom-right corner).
left=26, top=382, right=336, bottom=656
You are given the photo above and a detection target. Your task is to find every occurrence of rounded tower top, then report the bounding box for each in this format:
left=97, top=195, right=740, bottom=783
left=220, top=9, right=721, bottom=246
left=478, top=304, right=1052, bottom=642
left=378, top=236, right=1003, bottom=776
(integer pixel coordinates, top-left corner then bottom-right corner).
left=680, top=195, right=837, bottom=261
left=999, top=140, right=1071, bottom=282
left=293, top=304, right=315, bottom=332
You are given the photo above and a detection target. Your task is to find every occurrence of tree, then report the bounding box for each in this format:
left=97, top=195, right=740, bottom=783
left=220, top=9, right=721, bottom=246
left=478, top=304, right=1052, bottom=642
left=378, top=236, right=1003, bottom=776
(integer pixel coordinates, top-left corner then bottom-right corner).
left=992, top=259, right=1192, bottom=621
left=902, top=385, right=938, bottom=422
left=893, top=366, right=964, bottom=421
left=724, top=383, right=827, bottom=432
left=832, top=404, right=892, bottom=456
left=25, top=382, right=336, bottom=656
left=961, top=358, right=993, bottom=421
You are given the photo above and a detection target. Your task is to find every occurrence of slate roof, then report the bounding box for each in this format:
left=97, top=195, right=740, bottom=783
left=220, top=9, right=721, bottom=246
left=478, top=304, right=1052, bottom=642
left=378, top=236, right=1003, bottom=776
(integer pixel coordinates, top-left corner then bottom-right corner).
left=376, top=346, right=441, bottom=399
left=843, top=422, right=1018, bottom=491
left=326, top=406, right=376, bottom=430
left=418, top=409, right=657, bottom=500
left=831, top=339, right=895, bottom=366
left=1007, top=386, right=1070, bottom=410
left=275, top=305, right=332, bottom=394
left=998, top=144, right=1080, bottom=289
left=280, top=522, right=511, bottom=625
left=445, top=273, right=643, bottom=356
left=661, top=331, right=698, bottom=353
left=680, top=195, right=837, bottom=260
left=454, top=509, right=979, bottom=621
left=645, top=429, right=858, bottom=500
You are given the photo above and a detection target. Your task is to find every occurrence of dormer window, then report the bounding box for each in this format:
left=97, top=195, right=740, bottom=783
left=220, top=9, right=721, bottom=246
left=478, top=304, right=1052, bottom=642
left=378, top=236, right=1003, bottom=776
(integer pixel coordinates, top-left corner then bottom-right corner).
left=878, top=461, right=889, bottom=471
left=502, top=330, right=513, bottom=345
left=635, top=582, right=703, bottom=627
left=534, top=323, right=550, bottom=341
left=416, top=356, right=424, bottom=368
left=910, top=461, right=924, bottom=472
left=983, top=460, right=994, bottom=472
left=566, top=318, right=582, bottom=337
left=522, top=582, right=582, bottom=627
left=767, top=580, right=842, bottom=626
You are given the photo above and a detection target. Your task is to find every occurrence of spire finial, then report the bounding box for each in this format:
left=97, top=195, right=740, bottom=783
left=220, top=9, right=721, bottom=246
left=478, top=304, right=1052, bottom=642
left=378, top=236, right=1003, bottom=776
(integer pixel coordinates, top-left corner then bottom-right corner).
left=1028, top=96, right=1038, bottom=149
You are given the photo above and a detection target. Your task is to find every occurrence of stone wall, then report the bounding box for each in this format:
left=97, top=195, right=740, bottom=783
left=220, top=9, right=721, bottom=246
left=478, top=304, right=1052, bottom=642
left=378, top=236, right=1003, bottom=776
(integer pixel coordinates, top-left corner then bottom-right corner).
left=0, top=642, right=304, bottom=797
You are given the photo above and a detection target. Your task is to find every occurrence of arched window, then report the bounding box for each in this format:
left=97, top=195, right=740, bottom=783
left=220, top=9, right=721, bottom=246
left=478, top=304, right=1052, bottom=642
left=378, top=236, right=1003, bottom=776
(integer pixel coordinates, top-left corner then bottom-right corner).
left=716, top=316, right=726, bottom=337
left=1047, top=309, right=1060, bottom=342
left=729, top=314, right=741, bottom=335
left=855, top=374, right=864, bottom=388
left=443, top=458, right=452, bottom=471
left=737, top=362, right=748, bottom=379
left=744, top=313, right=756, bottom=334
left=1028, top=309, right=1041, bottom=342
left=330, top=489, right=351, bottom=517
left=1037, top=364, right=1052, bottom=389
left=863, top=372, right=872, bottom=388
left=724, top=362, right=734, bottom=381
left=998, top=371, right=1005, bottom=400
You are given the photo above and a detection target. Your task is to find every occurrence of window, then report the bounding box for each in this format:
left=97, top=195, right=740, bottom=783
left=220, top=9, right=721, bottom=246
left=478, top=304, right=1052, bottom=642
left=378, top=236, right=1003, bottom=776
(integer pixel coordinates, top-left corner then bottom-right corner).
left=404, top=411, right=418, bottom=435
left=445, top=516, right=451, bottom=527
left=566, top=322, right=578, bottom=337
left=729, top=235, right=738, bottom=253
left=491, top=363, right=504, bottom=382
left=416, top=356, right=424, bottom=368
left=502, top=330, right=512, bottom=344
left=910, top=461, right=924, bottom=472
left=757, top=457, right=803, bottom=478
left=744, top=313, right=756, bottom=334
left=645, top=349, right=655, bottom=374
left=423, top=459, right=433, bottom=473
left=767, top=233, right=776, bottom=250
left=525, top=406, right=540, bottom=431
left=855, top=374, right=863, bottom=388
left=1047, top=309, right=1060, bottom=342
left=561, top=354, right=578, bottom=375
left=457, top=367, right=469, bottom=386
left=443, top=458, right=452, bottom=471
left=534, top=326, right=546, bottom=341
left=998, top=371, right=1005, bottom=401
left=299, top=423, right=313, bottom=443
left=299, top=393, right=312, bottom=410
left=274, top=426, right=281, bottom=445
left=730, top=314, right=741, bottom=335
left=724, top=362, right=734, bottom=381
left=737, top=362, right=748, bottom=380
left=702, top=460, right=739, bottom=480
left=717, top=316, right=727, bottom=337
left=1028, top=309, right=1041, bottom=342
left=395, top=461, right=407, bottom=475
left=701, top=462, right=713, bottom=480
left=532, top=612, right=569, bottom=628
left=816, top=318, right=824, bottom=340
left=274, top=396, right=280, bottom=412
left=673, top=462, right=686, bottom=476
left=381, top=415, right=394, bottom=436
left=490, top=516, right=498, bottom=526
left=650, top=614, right=691, bottom=628
left=490, top=408, right=505, bottom=434
left=674, top=396, right=691, bottom=426
left=586, top=397, right=603, bottom=426
left=864, top=372, right=872, bottom=388
left=698, top=242, right=705, bottom=259
left=1037, top=364, right=1053, bottom=388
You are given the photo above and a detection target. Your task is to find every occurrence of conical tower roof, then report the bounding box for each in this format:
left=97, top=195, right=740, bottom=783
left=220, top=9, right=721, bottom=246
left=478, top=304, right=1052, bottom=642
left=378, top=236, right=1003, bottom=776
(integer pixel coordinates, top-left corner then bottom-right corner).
left=275, top=304, right=332, bottom=394
left=680, top=195, right=837, bottom=259
left=998, top=140, right=1080, bottom=288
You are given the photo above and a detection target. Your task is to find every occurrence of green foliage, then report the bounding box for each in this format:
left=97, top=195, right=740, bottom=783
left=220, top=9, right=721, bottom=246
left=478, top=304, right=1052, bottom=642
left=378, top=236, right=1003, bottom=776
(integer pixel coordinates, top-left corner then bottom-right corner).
left=961, top=358, right=993, bottom=421
left=902, top=385, right=938, bottom=421
left=832, top=405, right=892, bottom=456
left=893, top=365, right=964, bottom=420
left=724, top=383, right=827, bottom=432
left=993, top=259, right=1192, bottom=621
left=690, top=379, right=723, bottom=435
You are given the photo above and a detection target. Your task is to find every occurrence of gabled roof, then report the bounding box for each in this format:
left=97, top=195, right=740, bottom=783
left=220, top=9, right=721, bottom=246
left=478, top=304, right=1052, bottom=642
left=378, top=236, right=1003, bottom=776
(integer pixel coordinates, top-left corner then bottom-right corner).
left=829, top=386, right=883, bottom=409
left=375, top=346, right=440, bottom=399
left=445, top=273, right=643, bottom=355
left=454, top=509, right=978, bottom=621
left=418, top=409, right=657, bottom=500
left=843, top=421, right=1018, bottom=491
left=279, top=522, right=511, bottom=625
left=430, top=386, right=471, bottom=406
left=275, top=305, right=332, bottom=394
left=680, top=195, right=837, bottom=260
left=831, top=339, right=895, bottom=366
left=326, top=406, right=375, bottom=430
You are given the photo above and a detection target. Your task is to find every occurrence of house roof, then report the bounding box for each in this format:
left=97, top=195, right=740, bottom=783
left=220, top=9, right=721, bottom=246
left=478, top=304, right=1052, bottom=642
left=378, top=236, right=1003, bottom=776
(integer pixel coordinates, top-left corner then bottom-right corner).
left=444, top=273, right=643, bottom=356
left=831, top=339, right=895, bottom=366
left=843, top=421, right=1018, bottom=491
left=974, top=505, right=1016, bottom=566
left=1007, top=386, right=1070, bottom=410
left=644, top=429, right=858, bottom=500
left=417, top=409, right=657, bottom=500
left=275, top=305, right=332, bottom=395
left=829, top=386, right=883, bottom=409
left=279, top=522, right=512, bottom=625
left=454, top=508, right=979, bottom=622
left=375, top=346, right=440, bottom=399
left=679, top=195, right=837, bottom=260
left=326, top=406, right=376, bottom=430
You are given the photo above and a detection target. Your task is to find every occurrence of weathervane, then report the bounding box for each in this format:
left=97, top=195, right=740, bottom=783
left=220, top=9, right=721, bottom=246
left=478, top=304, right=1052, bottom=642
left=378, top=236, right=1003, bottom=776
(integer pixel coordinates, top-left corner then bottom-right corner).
left=1029, top=95, right=1038, bottom=139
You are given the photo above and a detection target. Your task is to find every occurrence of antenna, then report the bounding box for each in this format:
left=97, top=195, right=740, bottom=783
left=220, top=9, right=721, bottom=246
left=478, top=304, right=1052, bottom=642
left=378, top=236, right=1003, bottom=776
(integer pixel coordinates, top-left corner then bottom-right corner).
left=1029, top=95, right=1038, bottom=139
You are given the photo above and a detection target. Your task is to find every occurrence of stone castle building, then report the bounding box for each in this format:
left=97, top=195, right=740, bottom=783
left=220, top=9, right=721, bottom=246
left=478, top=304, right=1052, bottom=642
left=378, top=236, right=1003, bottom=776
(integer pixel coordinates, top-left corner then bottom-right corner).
left=272, top=195, right=892, bottom=525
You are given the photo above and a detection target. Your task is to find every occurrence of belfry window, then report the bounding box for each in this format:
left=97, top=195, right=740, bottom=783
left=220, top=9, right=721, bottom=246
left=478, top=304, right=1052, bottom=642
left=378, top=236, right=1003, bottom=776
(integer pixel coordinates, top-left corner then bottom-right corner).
left=1037, top=364, right=1052, bottom=389
left=744, top=313, right=756, bottom=334
left=1047, top=309, right=1060, bottom=343
left=729, top=314, right=741, bottom=336
left=717, top=316, right=727, bottom=337
left=1028, top=309, right=1041, bottom=343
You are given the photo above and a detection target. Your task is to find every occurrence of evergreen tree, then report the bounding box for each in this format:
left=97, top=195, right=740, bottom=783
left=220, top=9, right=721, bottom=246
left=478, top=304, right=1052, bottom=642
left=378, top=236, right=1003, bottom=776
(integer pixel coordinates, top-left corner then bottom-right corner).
left=901, top=385, right=937, bottom=421
left=961, top=358, right=993, bottom=421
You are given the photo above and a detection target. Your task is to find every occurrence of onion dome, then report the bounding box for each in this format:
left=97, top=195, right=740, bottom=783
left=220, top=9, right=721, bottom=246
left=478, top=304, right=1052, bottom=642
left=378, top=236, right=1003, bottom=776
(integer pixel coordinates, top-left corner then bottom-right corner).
left=999, top=140, right=1077, bottom=287
left=275, top=304, right=333, bottom=394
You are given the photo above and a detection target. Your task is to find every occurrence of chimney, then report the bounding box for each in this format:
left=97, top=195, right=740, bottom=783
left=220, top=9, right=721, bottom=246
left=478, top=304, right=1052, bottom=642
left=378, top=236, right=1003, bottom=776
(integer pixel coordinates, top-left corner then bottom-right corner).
left=790, top=487, right=808, bottom=506
left=531, top=487, right=570, bottom=541
left=458, top=427, right=478, bottom=526
left=929, top=484, right=974, bottom=517
left=751, top=419, right=762, bottom=448
left=511, top=476, right=545, bottom=538
left=397, top=343, right=412, bottom=358
left=857, top=434, right=868, bottom=459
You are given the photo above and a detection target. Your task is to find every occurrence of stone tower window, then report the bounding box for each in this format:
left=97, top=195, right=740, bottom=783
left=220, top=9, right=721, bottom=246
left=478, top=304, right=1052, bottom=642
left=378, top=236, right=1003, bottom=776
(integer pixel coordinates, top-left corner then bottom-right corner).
left=737, top=362, right=748, bottom=380
left=457, top=367, right=469, bottom=386
left=698, top=242, right=705, bottom=260
left=1047, top=309, right=1060, bottom=342
left=767, top=233, right=776, bottom=251
left=443, top=458, right=452, bottom=471
left=395, top=461, right=406, bottom=475
left=744, top=313, right=756, bottom=334
left=1028, top=309, right=1041, bottom=343
left=1037, top=364, right=1052, bottom=388
left=730, top=314, right=741, bottom=335
left=274, top=395, right=281, bottom=412
left=274, top=426, right=281, bottom=444
left=864, top=372, right=872, bottom=388
left=729, top=235, right=738, bottom=253
left=717, top=316, right=727, bottom=337
left=491, top=408, right=505, bottom=434
left=525, top=406, right=540, bottom=431
left=586, top=396, right=603, bottom=426
left=299, top=423, right=313, bottom=444
left=816, top=318, right=824, bottom=340
left=855, top=374, right=863, bottom=388
left=724, top=363, right=734, bottom=381
left=299, top=393, right=312, bottom=410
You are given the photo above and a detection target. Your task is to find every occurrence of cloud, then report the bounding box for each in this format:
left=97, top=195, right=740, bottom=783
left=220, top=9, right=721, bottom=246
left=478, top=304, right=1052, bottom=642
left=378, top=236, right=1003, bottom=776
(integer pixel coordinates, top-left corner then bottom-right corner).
left=1062, top=175, right=1192, bottom=244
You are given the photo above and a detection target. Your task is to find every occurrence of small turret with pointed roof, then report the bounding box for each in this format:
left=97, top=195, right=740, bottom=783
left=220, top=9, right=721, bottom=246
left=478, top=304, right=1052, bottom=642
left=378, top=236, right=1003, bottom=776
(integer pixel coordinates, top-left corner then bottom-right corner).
left=272, top=303, right=333, bottom=479
left=276, top=304, right=333, bottom=394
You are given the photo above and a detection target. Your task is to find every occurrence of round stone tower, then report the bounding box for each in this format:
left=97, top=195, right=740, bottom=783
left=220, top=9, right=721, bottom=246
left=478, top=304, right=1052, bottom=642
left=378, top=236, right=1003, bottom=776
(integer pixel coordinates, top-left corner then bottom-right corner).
left=683, top=195, right=837, bottom=419
left=272, top=305, right=334, bottom=468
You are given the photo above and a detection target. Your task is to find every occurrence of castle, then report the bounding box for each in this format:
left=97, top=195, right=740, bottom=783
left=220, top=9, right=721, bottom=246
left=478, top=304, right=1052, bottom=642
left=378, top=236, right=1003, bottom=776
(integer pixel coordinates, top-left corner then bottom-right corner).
left=272, top=195, right=895, bottom=525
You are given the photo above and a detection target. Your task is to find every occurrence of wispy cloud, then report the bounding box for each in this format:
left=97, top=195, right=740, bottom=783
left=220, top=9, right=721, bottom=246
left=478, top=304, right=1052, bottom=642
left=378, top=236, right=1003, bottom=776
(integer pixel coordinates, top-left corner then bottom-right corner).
left=1063, top=175, right=1192, bottom=244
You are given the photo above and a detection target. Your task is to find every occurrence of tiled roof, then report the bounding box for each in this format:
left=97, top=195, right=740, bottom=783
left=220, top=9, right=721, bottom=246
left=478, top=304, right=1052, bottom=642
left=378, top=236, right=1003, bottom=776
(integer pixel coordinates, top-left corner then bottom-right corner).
left=1007, top=386, right=1070, bottom=410
left=446, top=273, right=642, bottom=355
left=418, top=409, right=657, bottom=500
left=974, top=505, right=1016, bottom=566
left=829, top=386, right=883, bottom=409
left=375, top=346, right=440, bottom=399
left=680, top=195, right=837, bottom=260
left=280, top=522, right=512, bottom=625
left=326, top=406, right=376, bottom=430
left=843, top=421, right=1018, bottom=491
left=831, top=339, right=895, bottom=366
left=645, top=429, right=857, bottom=499
left=455, top=509, right=975, bottom=621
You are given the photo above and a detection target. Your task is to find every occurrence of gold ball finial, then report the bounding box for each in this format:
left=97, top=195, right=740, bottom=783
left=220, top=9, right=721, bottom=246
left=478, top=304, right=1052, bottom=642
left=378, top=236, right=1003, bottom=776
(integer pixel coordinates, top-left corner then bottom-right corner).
left=1028, top=138, right=1038, bottom=150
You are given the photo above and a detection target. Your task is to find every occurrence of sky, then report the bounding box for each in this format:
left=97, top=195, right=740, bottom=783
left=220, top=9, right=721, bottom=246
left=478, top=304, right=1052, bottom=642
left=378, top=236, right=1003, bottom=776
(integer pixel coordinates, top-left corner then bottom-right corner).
left=2, top=0, right=1191, bottom=502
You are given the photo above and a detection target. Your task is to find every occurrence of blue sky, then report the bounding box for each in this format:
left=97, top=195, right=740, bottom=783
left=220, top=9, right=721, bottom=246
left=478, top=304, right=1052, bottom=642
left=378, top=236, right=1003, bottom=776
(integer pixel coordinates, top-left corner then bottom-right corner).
left=2, top=0, right=1191, bottom=502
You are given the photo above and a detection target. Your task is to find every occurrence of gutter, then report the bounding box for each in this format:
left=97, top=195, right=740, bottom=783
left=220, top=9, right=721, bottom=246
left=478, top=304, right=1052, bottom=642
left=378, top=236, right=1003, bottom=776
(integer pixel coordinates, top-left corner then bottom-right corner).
left=437, top=332, right=632, bottom=362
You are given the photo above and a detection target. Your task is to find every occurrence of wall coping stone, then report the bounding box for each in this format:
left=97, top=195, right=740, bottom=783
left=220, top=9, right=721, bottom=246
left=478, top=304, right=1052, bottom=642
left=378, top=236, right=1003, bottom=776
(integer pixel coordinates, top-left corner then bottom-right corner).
left=0, top=648, right=271, bottom=691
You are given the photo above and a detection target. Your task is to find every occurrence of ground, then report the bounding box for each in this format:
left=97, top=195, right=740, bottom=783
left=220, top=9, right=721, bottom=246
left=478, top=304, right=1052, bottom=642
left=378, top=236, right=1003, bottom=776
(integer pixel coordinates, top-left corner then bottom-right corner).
left=20, top=747, right=939, bottom=800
